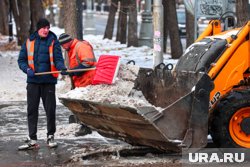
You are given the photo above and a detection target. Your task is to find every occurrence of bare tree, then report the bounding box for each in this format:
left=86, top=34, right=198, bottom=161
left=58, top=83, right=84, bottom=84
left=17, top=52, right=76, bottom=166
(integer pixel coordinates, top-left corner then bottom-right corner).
left=163, top=0, right=169, bottom=53
left=104, top=0, right=137, bottom=46
left=186, top=9, right=194, bottom=48
left=10, top=0, right=30, bottom=45
left=116, top=0, right=128, bottom=44
left=163, top=0, right=183, bottom=59
left=42, top=0, right=56, bottom=26
left=76, top=0, right=83, bottom=39
left=127, top=0, right=138, bottom=47
left=58, top=1, right=64, bottom=28
left=61, top=0, right=82, bottom=39
left=0, top=0, right=9, bottom=35
left=236, top=0, right=250, bottom=27
left=48, top=6, right=56, bottom=26
left=30, top=0, right=44, bottom=34
left=1, top=0, right=43, bottom=44
left=104, top=0, right=118, bottom=39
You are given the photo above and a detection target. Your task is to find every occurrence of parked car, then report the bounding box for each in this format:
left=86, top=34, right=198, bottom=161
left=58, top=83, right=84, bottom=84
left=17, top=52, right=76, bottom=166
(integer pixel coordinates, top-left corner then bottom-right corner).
left=177, top=9, right=186, bottom=36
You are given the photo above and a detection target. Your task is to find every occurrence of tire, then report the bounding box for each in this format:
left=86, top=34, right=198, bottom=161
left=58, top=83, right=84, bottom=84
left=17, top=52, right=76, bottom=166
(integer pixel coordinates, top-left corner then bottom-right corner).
left=210, top=89, right=250, bottom=148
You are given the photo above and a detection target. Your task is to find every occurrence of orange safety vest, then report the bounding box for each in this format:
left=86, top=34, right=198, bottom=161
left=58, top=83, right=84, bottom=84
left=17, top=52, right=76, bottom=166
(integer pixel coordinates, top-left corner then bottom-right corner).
left=26, top=39, right=59, bottom=78
left=68, top=39, right=96, bottom=87
left=73, top=40, right=96, bottom=68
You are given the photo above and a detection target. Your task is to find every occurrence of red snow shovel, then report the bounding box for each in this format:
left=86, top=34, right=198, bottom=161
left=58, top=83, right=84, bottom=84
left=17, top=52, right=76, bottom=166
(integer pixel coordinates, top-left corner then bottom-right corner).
left=92, top=55, right=120, bottom=85
left=35, top=55, right=121, bottom=85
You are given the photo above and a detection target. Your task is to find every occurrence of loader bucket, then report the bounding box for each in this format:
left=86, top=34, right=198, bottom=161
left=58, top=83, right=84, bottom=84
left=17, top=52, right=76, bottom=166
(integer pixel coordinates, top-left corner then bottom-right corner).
left=60, top=67, right=213, bottom=152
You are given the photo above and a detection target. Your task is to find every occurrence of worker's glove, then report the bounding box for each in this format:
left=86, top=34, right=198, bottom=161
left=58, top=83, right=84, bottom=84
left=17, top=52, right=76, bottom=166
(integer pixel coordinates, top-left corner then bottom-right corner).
left=27, top=68, right=35, bottom=77
left=60, top=69, right=69, bottom=75
left=69, top=64, right=87, bottom=76
left=69, top=71, right=82, bottom=77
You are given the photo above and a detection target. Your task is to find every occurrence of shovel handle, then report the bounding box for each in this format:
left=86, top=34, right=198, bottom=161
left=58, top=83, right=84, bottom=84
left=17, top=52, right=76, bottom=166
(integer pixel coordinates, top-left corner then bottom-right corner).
left=34, top=67, right=96, bottom=76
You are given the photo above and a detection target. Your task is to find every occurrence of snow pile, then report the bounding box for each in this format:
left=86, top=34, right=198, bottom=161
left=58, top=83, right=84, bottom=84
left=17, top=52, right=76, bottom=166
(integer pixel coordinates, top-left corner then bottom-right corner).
left=60, top=64, right=153, bottom=108
left=0, top=34, right=19, bottom=51
left=54, top=124, right=105, bottom=139
left=0, top=56, right=27, bottom=101
left=55, top=123, right=82, bottom=138
left=36, top=123, right=81, bottom=139
left=37, top=123, right=107, bottom=140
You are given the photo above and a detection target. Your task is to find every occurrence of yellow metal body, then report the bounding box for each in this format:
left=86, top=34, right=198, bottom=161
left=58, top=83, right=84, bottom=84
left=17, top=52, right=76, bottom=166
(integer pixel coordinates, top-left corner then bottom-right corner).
left=196, top=20, right=222, bottom=42
left=197, top=21, right=250, bottom=109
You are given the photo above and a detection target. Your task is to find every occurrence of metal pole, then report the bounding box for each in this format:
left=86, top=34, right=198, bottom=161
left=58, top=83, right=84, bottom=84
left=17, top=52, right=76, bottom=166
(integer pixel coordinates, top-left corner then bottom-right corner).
left=153, top=0, right=163, bottom=68
left=194, top=0, right=198, bottom=40
left=139, top=0, right=153, bottom=47
left=84, top=0, right=96, bottom=34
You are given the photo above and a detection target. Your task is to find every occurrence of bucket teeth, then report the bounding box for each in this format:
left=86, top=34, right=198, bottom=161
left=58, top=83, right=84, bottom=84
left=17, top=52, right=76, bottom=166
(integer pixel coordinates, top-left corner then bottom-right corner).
left=135, top=68, right=204, bottom=108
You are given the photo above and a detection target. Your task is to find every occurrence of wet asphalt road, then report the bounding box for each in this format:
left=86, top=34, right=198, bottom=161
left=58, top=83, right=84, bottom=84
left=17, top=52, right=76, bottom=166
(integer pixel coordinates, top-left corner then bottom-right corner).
left=0, top=101, right=70, bottom=141
left=0, top=101, right=185, bottom=167
left=0, top=101, right=78, bottom=166
left=2, top=101, right=245, bottom=167
left=0, top=101, right=128, bottom=166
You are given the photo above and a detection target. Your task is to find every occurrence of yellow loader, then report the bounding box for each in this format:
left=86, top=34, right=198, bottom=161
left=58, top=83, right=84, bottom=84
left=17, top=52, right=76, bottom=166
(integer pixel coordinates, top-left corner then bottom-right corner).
left=60, top=19, right=250, bottom=152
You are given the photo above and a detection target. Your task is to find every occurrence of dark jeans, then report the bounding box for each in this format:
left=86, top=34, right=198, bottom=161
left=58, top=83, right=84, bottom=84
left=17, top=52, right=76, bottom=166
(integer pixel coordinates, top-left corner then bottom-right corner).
left=27, top=83, right=56, bottom=140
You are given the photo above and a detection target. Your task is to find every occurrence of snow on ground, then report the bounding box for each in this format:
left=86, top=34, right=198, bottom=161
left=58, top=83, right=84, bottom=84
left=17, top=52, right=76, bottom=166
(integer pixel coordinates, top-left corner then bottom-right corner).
left=0, top=30, right=177, bottom=102
left=38, top=123, right=106, bottom=140
left=0, top=32, right=177, bottom=143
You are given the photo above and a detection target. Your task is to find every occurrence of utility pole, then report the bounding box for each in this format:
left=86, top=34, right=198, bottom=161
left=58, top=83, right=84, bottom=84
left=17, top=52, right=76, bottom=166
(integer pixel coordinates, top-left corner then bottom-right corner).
left=139, top=0, right=153, bottom=47
left=153, top=0, right=163, bottom=68
left=84, top=0, right=96, bottom=34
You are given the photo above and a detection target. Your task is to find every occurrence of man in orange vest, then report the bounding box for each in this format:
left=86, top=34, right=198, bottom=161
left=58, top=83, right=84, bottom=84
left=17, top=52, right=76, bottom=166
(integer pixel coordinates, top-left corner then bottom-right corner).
left=17, top=18, right=67, bottom=150
left=58, top=33, right=96, bottom=88
left=59, top=33, right=96, bottom=136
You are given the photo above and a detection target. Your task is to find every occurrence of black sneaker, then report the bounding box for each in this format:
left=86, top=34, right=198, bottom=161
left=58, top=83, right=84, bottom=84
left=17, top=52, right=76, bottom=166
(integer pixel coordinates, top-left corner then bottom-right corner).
left=47, top=135, right=57, bottom=148
left=18, top=140, right=39, bottom=150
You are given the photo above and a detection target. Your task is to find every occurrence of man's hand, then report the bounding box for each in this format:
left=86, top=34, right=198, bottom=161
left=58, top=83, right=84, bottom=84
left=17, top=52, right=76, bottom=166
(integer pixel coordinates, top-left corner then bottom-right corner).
left=27, top=68, right=35, bottom=77
left=61, top=69, right=69, bottom=75
left=69, top=64, right=87, bottom=76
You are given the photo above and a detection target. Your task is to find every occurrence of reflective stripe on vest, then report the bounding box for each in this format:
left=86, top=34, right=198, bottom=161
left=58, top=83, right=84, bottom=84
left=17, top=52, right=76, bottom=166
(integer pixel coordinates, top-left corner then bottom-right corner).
left=26, top=39, right=58, bottom=78
left=48, top=40, right=59, bottom=78
left=26, top=39, right=35, bottom=70
left=75, top=41, right=96, bottom=67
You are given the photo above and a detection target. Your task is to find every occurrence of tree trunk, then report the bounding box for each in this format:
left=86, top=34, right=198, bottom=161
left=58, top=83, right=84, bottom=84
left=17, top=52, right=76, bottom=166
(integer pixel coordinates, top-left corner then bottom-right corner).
left=62, top=0, right=79, bottom=39
left=0, top=0, right=9, bottom=35
left=127, top=0, right=138, bottom=47
left=162, top=0, right=169, bottom=53
left=47, top=6, right=56, bottom=26
left=76, top=0, right=83, bottom=40
left=58, top=3, right=64, bottom=28
left=186, top=9, right=194, bottom=48
left=104, top=0, right=118, bottom=39
left=30, top=0, right=44, bottom=34
left=116, top=0, right=128, bottom=44
left=236, top=0, right=250, bottom=27
left=10, top=0, right=30, bottom=45
left=166, top=0, right=183, bottom=59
